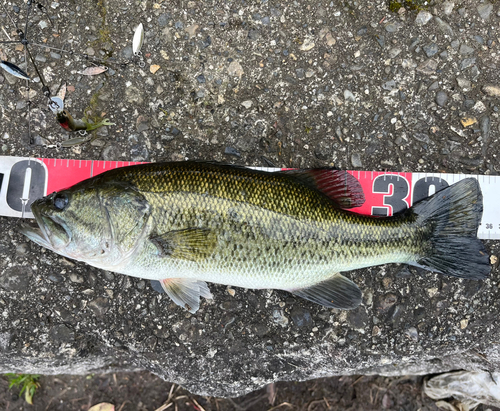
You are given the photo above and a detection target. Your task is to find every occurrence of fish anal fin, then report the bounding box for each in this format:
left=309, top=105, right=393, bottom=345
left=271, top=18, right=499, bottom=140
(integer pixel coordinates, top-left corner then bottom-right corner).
left=150, top=228, right=217, bottom=261
left=290, top=273, right=362, bottom=309
left=280, top=169, right=365, bottom=209
left=160, top=278, right=213, bottom=313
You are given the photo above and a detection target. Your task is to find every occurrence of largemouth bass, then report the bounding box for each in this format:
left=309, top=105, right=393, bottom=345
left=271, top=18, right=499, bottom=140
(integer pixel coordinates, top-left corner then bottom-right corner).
left=20, top=162, right=490, bottom=313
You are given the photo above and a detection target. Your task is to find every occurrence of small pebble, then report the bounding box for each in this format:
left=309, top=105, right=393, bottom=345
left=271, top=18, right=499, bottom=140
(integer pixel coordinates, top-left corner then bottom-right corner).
left=351, top=153, right=362, bottom=168
left=423, top=43, right=439, bottom=57
left=457, top=77, right=471, bottom=90
left=460, top=58, right=476, bottom=70
left=224, top=147, right=241, bottom=157
left=415, top=11, right=432, bottom=26
left=382, top=80, right=396, bottom=91
left=436, top=91, right=448, bottom=107
left=416, top=59, right=438, bottom=75
left=299, top=37, right=315, bottom=51
left=384, top=23, right=398, bottom=33
left=344, top=89, right=355, bottom=102
left=477, top=3, right=493, bottom=20
left=459, top=44, right=474, bottom=55
left=483, top=85, right=500, bottom=97
left=434, top=17, right=453, bottom=36
left=442, top=1, right=454, bottom=14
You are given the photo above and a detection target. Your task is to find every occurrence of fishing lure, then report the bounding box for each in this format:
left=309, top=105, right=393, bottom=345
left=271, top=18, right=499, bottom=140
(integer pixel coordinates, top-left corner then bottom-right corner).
left=79, top=66, right=109, bottom=76
left=56, top=109, right=115, bottom=134
left=0, top=60, right=30, bottom=80
left=133, top=23, right=144, bottom=55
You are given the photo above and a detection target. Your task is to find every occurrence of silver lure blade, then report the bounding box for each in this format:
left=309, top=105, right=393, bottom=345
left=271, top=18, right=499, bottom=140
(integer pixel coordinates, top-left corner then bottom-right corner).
left=0, top=60, right=30, bottom=80
left=132, top=23, right=144, bottom=55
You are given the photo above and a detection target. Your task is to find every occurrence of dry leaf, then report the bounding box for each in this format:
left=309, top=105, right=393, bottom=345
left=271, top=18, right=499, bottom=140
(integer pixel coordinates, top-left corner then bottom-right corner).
left=460, top=117, right=477, bottom=127
left=150, top=64, right=160, bottom=74
left=57, top=83, right=67, bottom=100
left=88, top=403, right=115, bottom=411
left=79, top=66, right=108, bottom=76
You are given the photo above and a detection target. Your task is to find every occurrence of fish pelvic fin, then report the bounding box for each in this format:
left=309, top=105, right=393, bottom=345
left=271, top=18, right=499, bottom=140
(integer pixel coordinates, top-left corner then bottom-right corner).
left=160, top=278, right=213, bottom=313
left=289, top=273, right=362, bottom=309
left=150, top=228, right=217, bottom=261
left=412, top=178, right=490, bottom=280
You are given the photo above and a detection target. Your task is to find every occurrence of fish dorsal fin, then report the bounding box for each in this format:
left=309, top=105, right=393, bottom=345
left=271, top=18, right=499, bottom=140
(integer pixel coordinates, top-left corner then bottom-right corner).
left=280, top=169, right=365, bottom=209
left=290, top=273, right=362, bottom=309
left=150, top=228, right=217, bottom=261
left=160, top=278, right=213, bottom=313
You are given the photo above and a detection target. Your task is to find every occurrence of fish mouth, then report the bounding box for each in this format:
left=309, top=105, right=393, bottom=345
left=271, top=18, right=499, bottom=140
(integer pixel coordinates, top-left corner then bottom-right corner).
left=19, top=206, right=71, bottom=251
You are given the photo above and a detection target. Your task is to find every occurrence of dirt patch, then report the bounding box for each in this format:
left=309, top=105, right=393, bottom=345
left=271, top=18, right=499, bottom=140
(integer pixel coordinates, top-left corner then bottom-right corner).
left=3, top=372, right=498, bottom=411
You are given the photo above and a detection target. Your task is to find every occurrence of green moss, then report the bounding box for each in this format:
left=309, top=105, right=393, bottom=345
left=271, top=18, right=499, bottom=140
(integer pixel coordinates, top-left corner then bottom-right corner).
left=388, top=0, right=434, bottom=12
left=89, top=0, right=112, bottom=55
left=388, top=1, right=403, bottom=12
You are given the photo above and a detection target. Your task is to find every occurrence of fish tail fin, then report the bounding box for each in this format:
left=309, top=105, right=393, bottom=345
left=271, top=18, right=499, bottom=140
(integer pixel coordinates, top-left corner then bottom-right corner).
left=411, top=178, right=490, bottom=280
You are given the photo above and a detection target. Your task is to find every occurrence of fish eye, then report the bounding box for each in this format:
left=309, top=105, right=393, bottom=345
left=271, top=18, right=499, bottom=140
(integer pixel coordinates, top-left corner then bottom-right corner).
left=53, top=193, right=69, bottom=210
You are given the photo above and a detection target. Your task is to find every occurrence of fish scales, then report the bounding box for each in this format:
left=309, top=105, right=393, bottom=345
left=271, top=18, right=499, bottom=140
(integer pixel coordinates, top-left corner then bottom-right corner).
left=21, top=162, right=490, bottom=312
left=100, top=163, right=424, bottom=287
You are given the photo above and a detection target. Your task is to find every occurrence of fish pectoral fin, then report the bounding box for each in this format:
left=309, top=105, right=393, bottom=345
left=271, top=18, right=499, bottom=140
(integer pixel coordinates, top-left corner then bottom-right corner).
left=150, top=228, right=217, bottom=261
left=290, top=273, right=362, bottom=309
left=160, top=278, right=213, bottom=313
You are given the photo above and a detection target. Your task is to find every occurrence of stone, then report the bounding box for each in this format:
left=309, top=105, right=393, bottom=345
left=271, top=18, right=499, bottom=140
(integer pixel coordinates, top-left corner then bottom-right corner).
left=290, top=307, right=313, bottom=328
left=457, top=77, right=471, bottom=90
left=477, top=3, right=493, bottom=20
left=416, top=59, right=438, bottom=75
left=0, top=266, right=32, bottom=292
left=150, top=64, right=160, bottom=74
left=224, top=147, right=241, bottom=157
left=227, top=61, right=244, bottom=77
left=442, top=2, right=454, bottom=15
left=480, top=115, right=491, bottom=155
left=125, top=86, right=143, bottom=104
left=351, top=153, right=362, bottom=168
left=459, top=44, right=474, bottom=55
left=384, top=23, right=398, bottom=33
left=49, top=324, right=75, bottom=344
left=483, top=85, right=500, bottom=97
left=185, top=24, right=199, bottom=38
left=436, top=91, right=448, bottom=107
left=434, top=17, right=454, bottom=36
left=382, top=80, right=396, bottom=91
left=299, top=37, right=315, bottom=51
left=344, top=89, right=355, bottom=102
left=415, top=11, right=432, bottom=26
left=88, top=297, right=110, bottom=318
left=423, top=43, right=438, bottom=57
left=388, top=48, right=402, bottom=58
left=325, top=32, right=336, bottom=46
left=460, top=58, right=476, bottom=70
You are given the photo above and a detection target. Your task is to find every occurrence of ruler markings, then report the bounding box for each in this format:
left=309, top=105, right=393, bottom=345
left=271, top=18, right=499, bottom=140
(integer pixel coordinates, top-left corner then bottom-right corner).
left=0, top=156, right=497, bottom=239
